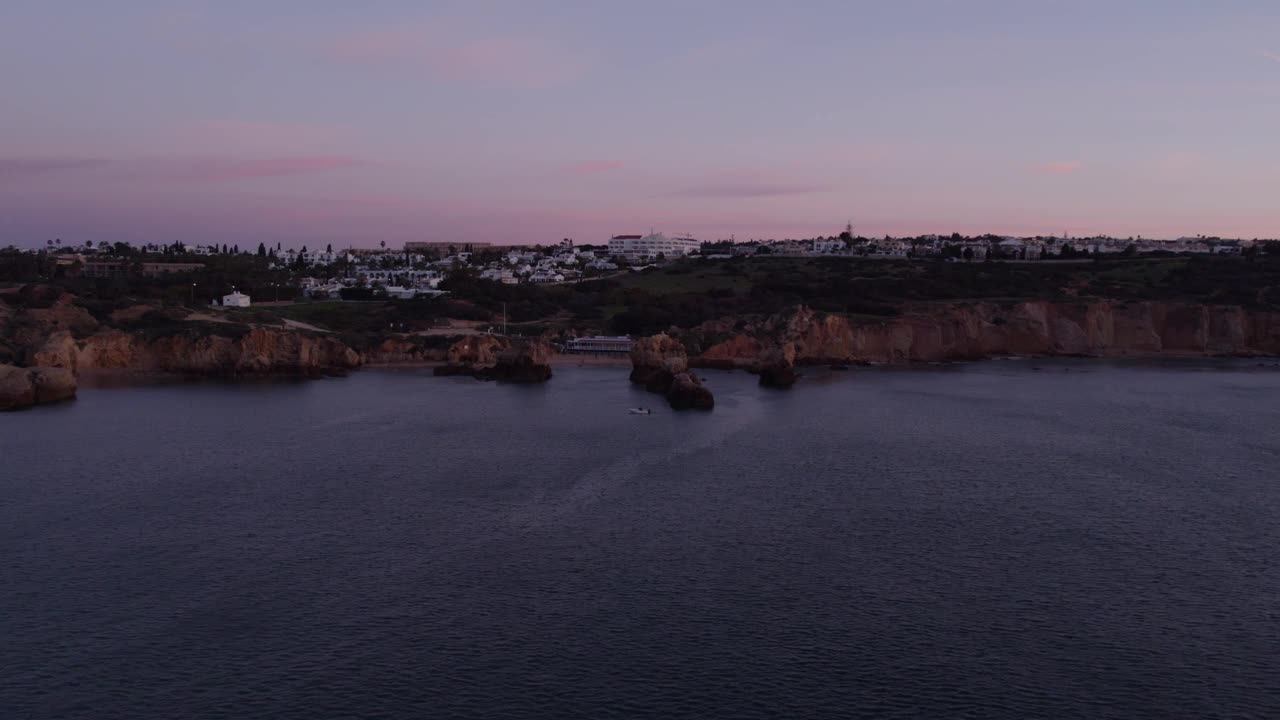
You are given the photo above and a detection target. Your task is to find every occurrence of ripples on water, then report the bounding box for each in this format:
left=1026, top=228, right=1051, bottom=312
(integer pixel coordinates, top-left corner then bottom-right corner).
left=3, top=362, right=1279, bottom=719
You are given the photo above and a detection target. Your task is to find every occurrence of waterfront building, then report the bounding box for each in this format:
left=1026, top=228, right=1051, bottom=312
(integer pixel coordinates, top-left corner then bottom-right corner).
left=562, top=336, right=635, bottom=354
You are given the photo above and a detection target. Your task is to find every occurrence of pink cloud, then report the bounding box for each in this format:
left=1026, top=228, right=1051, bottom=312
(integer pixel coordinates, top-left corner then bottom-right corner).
left=1262, top=50, right=1280, bottom=64
left=323, top=22, right=585, bottom=89
left=0, top=157, right=108, bottom=180
left=180, top=120, right=348, bottom=151
left=1033, top=161, right=1082, bottom=175
left=568, top=160, right=624, bottom=174
left=669, top=181, right=833, bottom=199
left=154, top=156, right=366, bottom=182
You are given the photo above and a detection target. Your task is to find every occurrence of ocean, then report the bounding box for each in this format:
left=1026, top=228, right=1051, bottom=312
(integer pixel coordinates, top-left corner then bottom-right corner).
left=3, top=362, right=1278, bottom=719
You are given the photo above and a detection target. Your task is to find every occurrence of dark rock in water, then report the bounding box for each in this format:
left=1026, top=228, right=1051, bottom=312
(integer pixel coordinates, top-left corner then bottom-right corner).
left=667, top=372, right=714, bottom=411
left=490, top=339, right=553, bottom=383
left=629, top=334, right=714, bottom=410
left=756, top=344, right=798, bottom=388
left=629, top=334, right=688, bottom=391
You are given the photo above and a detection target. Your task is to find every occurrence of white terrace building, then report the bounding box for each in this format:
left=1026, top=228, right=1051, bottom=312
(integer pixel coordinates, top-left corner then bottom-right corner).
left=607, top=233, right=699, bottom=262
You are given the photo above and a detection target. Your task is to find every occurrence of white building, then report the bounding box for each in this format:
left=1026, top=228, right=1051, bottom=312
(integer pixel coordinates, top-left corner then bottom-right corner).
left=607, top=233, right=699, bottom=262
left=813, top=238, right=847, bottom=254
left=222, top=291, right=251, bottom=307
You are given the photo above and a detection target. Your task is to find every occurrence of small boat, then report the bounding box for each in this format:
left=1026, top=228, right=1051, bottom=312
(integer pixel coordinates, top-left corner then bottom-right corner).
left=629, top=407, right=652, bottom=415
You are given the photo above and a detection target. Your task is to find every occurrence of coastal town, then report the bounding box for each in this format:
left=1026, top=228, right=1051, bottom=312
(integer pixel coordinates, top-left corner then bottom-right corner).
left=2, top=229, right=1269, bottom=307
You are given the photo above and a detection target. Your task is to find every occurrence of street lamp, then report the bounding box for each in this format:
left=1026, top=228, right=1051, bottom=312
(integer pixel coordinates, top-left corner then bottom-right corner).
left=190, top=282, right=196, bottom=304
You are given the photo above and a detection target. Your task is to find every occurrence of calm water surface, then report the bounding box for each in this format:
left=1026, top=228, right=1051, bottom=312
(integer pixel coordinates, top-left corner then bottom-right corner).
left=3, top=363, right=1279, bottom=719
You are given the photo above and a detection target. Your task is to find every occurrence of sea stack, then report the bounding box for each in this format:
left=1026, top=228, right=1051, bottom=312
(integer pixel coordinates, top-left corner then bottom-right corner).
left=490, top=338, right=554, bottom=382
left=756, top=343, right=799, bottom=388
left=630, top=334, right=713, bottom=410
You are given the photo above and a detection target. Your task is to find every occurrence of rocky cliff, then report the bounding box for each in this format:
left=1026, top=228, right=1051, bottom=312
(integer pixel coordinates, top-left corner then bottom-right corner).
left=492, top=339, right=554, bottom=382
left=693, top=302, right=1280, bottom=372
left=629, top=334, right=714, bottom=410
left=18, top=326, right=360, bottom=377
left=0, top=364, right=76, bottom=411
left=433, top=336, right=553, bottom=382
left=1, top=289, right=363, bottom=377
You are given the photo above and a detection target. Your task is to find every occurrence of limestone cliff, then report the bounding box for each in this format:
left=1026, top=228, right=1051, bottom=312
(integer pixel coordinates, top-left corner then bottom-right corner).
left=492, top=339, right=554, bottom=382
left=0, top=364, right=76, bottom=411
left=24, top=327, right=360, bottom=377
left=362, top=337, right=450, bottom=364
left=434, top=336, right=553, bottom=382
left=693, top=302, right=1280, bottom=369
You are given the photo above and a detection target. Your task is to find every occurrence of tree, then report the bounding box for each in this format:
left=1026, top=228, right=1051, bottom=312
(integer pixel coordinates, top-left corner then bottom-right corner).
left=258, top=242, right=266, bottom=257
left=326, top=243, right=332, bottom=254
left=233, top=244, right=239, bottom=254
left=221, top=244, right=228, bottom=254
left=380, top=240, right=386, bottom=249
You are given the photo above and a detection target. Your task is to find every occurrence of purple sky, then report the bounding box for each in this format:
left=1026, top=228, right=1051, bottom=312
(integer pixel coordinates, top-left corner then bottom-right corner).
left=3, top=0, right=1280, bottom=247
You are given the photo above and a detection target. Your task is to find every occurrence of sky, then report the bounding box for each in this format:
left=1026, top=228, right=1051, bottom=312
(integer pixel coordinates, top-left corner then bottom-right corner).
left=2, top=0, right=1280, bottom=247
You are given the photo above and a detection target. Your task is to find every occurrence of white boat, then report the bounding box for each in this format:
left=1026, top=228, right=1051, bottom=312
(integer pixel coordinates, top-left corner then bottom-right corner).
left=629, top=407, right=652, bottom=415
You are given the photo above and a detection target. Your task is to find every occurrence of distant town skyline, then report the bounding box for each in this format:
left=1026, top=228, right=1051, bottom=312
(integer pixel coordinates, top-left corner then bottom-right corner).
left=4, top=1, right=1280, bottom=245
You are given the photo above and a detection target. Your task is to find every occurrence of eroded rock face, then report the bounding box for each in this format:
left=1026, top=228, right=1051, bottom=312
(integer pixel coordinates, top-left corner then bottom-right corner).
left=48, top=327, right=361, bottom=377
left=667, top=371, right=714, bottom=410
left=363, top=337, right=450, bottom=364
left=630, top=334, right=714, bottom=410
left=629, top=334, right=689, bottom=392
left=686, top=302, right=1280, bottom=367
left=0, top=364, right=36, bottom=410
left=491, top=339, right=554, bottom=383
left=0, top=364, right=77, bottom=411
left=432, top=336, right=554, bottom=382
left=444, top=336, right=507, bottom=365
left=435, top=335, right=509, bottom=377
left=31, top=367, right=76, bottom=404
left=756, top=343, right=798, bottom=388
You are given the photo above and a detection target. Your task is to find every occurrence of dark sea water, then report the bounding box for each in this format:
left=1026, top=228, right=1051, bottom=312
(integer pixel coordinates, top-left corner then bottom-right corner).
left=3, top=362, right=1279, bottom=719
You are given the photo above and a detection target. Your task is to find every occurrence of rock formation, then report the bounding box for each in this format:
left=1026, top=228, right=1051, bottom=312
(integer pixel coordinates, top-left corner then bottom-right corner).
left=0, top=364, right=76, bottom=411
left=445, top=335, right=508, bottom=367
left=666, top=371, right=715, bottom=410
left=434, top=335, right=553, bottom=382
left=629, top=334, right=689, bottom=391
left=692, top=302, right=1280, bottom=367
left=434, top=335, right=508, bottom=377
left=755, top=343, right=798, bottom=388
left=14, top=326, right=360, bottom=378
left=629, top=334, right=714, bottom=410
left=491, top=339, right=554, bottom=382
